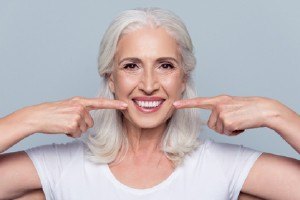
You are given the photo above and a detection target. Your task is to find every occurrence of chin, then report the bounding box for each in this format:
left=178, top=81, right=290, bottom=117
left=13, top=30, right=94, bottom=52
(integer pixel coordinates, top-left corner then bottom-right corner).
left=135, top=118, right=166, bottom=129
left=120, top=98, right=175, bottom=129
left=122, top=113, right=168, bottom=129
left=122, top=109, right=174, bottom=130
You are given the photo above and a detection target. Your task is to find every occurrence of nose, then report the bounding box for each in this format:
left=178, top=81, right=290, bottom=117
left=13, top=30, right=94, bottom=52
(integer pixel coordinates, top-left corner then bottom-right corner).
left=138, top=68, right=160, bottom=95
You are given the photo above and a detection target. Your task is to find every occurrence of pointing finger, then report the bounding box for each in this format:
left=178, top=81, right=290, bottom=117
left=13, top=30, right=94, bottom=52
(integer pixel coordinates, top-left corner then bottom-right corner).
left=76, top=97, right=128, bottom=111
left=173, top=97, right=219, bottom=110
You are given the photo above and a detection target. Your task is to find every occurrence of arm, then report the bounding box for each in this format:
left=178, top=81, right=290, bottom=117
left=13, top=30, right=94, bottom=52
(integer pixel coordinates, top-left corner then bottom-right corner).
left=238, top=192, right=264, bottom=200
left=263, top=99, right=300, bottom=153
left=0, top=96, right=127, bottom=199
left=242, top=153, right=300, bottom=200
left=14, top=189, right=45, bottom=200
left=0, top=108, right=37, bottom=153
left=241, top=99, right=300, bottom=199
left=0, top=110, right=43, bottom=199
left=0, top=151, right=42, bottom=199
left=174, top=95, right=300, bottom=199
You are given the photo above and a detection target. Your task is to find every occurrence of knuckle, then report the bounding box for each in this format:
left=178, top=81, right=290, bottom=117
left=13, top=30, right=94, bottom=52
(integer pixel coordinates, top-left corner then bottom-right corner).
left=221, top=94, right=231, bottom=99
left=219, top=112, right=226, bottom=120
left=89, top=119, right=94, bottom=128
left=70, top=121, right=79, bottom=131
left=66, top=125, right=75, bottom=133
left=77, top=105, right=85, bottom=113
left=65, top=127, right=72, bottom=133
left=71, top=96, right=83, bottom=101
left=226, top=121, right=235, bottom=131
left=219, top=94, right=232, bottom=102
left=73, top=114, right=81, bottom=122
left=215, top=105, right=223, bottom=113
left=73, top=105, right=85, bottom=113
left=208, top=122, right=214, bottom=129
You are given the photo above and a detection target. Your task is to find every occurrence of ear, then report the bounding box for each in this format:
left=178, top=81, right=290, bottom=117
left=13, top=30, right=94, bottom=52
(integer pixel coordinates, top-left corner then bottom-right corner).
left=108, top=73, right=115, bottom=93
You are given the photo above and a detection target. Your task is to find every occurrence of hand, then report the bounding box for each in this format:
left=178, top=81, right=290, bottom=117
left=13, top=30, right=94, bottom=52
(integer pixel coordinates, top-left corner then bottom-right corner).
left=173, top=95, right=281, bottom=136
left=21, top=96, right=127, bottom=138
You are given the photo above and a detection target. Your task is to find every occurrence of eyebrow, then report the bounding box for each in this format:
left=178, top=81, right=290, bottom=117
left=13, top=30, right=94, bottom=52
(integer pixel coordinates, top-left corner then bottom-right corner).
left=118, top=57, right=179, bottom=65
left=157, top=57, right=179, bottom=64
left=118, top=57, right=141, bottom=65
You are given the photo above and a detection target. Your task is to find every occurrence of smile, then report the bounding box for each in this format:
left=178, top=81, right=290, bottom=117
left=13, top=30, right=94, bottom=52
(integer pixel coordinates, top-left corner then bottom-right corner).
left=136, top=100, right=162, bottom=108
left=132, top=97, right=165, bottom=113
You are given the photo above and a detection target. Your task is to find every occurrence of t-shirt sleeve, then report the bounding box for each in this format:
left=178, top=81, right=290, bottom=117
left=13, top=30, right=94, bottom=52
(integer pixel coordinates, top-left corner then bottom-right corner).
left=24, top=139, right=83, bottom=200
left=208, top=140, right=263, bottom=200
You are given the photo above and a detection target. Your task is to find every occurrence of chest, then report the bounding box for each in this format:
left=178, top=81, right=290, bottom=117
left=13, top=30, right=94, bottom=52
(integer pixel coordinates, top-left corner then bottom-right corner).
left=52, top=150, right=232, bottom=200
left=108, top=156, right=174, bottom=189
left=54, top=165, right=230, bottom=200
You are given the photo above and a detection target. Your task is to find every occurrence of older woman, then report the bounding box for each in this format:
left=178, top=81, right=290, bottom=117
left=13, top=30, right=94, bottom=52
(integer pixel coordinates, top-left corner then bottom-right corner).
left=0, top=8, right=299, bottom=200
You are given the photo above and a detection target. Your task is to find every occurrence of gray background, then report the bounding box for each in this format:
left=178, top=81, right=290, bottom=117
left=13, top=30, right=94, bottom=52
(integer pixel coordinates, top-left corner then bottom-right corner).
left=0, top=0, right=299, bottom=159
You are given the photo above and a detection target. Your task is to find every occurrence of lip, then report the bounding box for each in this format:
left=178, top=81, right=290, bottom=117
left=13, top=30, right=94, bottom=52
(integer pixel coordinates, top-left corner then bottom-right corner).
left=132, top=96, right=165, bottom=101
left=132, top=96, right=165, bottom=113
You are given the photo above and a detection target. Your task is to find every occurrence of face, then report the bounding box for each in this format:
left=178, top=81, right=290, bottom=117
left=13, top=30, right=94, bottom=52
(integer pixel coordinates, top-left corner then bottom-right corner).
left=109, top=27, right=186, bottom=129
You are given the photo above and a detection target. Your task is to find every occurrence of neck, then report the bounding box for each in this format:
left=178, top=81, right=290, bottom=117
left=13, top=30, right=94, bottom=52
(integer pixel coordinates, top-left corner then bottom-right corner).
left=122, top=118, right=167, bottom=156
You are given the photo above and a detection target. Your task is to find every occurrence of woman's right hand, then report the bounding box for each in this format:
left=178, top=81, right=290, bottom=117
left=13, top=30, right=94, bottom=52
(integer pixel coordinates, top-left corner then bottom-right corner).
left=20, top=96, right=128, bottom=138
left=0, top=97, right=127, bottom=197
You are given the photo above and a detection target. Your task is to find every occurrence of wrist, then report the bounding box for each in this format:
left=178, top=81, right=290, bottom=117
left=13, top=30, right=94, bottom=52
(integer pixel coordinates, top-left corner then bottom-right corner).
left=264, top=99, right=299, bottom=133
left=0, top=107, right=40, bottom=153
left=4, top=107, right=39, bottom=137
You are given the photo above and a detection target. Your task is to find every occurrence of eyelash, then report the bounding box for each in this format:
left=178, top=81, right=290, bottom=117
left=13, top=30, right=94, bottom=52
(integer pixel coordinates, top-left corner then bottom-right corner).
left=160, top=63, right=175, bottom=69
left=123, top=63, right=138, bottom=70
left=123, top=63, right=175, bottom=70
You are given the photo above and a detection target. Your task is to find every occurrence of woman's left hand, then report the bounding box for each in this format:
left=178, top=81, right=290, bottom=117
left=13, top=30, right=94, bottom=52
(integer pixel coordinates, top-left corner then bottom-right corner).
left=173, top=95, right=292, bottom=136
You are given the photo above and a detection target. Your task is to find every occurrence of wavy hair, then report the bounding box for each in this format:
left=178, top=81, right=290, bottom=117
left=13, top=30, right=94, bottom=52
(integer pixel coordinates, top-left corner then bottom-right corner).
left=82, top=7, right=203, bottom=166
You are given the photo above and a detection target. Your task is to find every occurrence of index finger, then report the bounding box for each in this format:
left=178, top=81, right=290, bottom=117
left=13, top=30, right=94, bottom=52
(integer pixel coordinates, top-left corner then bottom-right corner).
left=78, top=98, right=128, bottom=111
left=173, top=97, right=219, bottom=110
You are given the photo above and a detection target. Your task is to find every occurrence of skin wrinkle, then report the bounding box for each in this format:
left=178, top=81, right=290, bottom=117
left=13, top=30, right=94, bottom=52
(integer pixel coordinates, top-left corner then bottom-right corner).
left=104, top=27, right=187, bottom=189
left=118, top=57, right=179, bottom=66
left=110, top=27, right=183, bottom=153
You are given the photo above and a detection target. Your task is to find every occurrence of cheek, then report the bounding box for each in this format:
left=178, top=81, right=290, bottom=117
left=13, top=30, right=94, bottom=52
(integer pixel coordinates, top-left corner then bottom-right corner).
left=160, top=75, right=185, bottom=99
left=114, top=75, right=139, bottom=98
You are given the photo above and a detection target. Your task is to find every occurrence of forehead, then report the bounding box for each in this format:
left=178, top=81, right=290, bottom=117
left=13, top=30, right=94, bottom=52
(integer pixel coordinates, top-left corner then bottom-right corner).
left=115, top=27, right=180, bottom=62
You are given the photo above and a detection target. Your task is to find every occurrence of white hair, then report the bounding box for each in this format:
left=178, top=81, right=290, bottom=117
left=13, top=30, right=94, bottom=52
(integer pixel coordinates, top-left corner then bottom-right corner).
left=82, top=7, right=203, bottom=166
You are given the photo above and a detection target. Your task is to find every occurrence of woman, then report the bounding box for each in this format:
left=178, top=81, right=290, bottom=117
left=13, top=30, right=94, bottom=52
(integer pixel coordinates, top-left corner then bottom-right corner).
left=0, top=8, right=299, bottom=200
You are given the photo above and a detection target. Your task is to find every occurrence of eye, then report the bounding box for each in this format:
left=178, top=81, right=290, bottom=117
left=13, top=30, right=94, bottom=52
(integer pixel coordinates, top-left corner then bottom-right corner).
left=123, top=63, right=139, bottom=70
left=160, top=63, right=175, bottom=69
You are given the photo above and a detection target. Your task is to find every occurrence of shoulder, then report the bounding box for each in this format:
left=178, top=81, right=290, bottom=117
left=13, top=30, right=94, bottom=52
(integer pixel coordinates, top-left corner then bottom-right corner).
left=187, top=138, right=262, bottom=159
left=183, top=139, right=264, bottom=199
left=22, top=139, right=87, bottom=199
left=25, top=139, right=86, bottom=168
left=184, top=138, right=263, bottom=180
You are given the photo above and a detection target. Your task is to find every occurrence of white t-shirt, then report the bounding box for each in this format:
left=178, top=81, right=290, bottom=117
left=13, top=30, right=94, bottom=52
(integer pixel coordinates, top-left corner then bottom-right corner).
left=25, top=138, right=262, bottom=200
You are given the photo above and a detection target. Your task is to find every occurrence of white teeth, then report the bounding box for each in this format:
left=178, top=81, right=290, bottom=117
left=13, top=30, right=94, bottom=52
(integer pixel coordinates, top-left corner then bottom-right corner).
left=135, top=100, right=162, bottom=108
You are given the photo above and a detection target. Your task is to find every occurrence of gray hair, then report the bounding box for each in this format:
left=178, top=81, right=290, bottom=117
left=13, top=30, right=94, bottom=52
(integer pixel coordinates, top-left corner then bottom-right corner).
left=82, top=7, right=202, bottom=166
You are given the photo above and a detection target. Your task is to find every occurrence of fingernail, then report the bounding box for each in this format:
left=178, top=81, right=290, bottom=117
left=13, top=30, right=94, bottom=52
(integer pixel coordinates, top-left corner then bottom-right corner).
left=173, top=101, right=180, bottom=107
left=120, top=102, right=128, bottom=108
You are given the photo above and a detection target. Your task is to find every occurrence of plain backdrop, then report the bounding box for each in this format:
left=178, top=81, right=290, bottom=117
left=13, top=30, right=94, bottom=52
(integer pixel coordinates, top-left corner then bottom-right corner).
left=0, top=0, right=299, bottom=159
